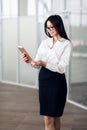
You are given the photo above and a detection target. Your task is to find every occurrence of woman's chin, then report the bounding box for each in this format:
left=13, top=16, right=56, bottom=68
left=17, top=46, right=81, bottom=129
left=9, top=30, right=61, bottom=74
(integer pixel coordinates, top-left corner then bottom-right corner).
left=50, top=34, right=54, bottom=37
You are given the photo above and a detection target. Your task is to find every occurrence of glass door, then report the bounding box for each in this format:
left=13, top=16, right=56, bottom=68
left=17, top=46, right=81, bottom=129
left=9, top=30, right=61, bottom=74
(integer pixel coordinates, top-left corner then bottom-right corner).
left=68, top=10, right=87, bottom=109
left=0, top=24, right=1, bottom=80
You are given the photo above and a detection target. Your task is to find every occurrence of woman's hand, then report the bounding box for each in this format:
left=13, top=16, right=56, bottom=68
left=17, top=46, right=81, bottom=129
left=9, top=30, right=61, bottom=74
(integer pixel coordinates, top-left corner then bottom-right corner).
left=21, top=52, right=31, bottom=63
left=21, top=53, right=46, bottom=67
left=31, top=60, right=46, bottom=67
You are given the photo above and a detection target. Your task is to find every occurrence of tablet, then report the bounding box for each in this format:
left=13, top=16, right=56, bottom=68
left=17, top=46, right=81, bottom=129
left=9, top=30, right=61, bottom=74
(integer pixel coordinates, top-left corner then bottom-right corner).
left=18, top=46, right=27, bottom=53
left=17, top=46, right=32, bottom=60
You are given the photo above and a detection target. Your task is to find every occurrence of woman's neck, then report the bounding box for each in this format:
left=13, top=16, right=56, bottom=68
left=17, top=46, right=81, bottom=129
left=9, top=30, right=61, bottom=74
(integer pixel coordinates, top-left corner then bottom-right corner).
left=50, top=35, right=62, bottom=49
left=53, top=35, right=62, bottom=44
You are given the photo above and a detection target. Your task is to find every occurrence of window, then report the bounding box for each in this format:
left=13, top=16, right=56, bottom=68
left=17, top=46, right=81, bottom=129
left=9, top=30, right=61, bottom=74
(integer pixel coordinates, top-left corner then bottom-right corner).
left=66, top=0, right=87, bottom=26
left=66, top=0, right=80, bottom=10
left=2, top=0, right=18, bottom=17
left=38, top=0, right=52, bottom=22
left=28, top=0, right=36, bottom=16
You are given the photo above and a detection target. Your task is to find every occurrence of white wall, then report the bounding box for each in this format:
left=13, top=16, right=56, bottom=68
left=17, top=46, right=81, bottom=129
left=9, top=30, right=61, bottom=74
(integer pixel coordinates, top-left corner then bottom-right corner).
left=19, top=16, right=38, bottom=85
left=18, top=0, right=28, bottom=16
left=2, top=18, right=17, bottom=82
left=0, top=22, right=1, bottom=80
left=1, top=16, right=38, bottom=87
left=0, top=0, right=1, bottom=79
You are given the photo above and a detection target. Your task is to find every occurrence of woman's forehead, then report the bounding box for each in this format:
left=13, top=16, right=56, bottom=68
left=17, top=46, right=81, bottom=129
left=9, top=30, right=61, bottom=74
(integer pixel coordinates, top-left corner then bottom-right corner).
left=47, top=21, right=53, bottom=26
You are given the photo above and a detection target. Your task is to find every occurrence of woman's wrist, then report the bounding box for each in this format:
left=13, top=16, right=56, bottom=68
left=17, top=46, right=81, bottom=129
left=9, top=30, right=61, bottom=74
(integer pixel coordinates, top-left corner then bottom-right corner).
left=42, top=61, right=46, bottom=67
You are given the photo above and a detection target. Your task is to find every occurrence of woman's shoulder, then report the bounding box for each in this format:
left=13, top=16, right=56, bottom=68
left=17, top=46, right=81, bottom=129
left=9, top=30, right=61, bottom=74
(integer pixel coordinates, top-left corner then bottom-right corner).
left=61, top=38, right=72, bottom=46
left=64, top=39, right=73, bottom=51
left=59, top=38, right=72, bottom=51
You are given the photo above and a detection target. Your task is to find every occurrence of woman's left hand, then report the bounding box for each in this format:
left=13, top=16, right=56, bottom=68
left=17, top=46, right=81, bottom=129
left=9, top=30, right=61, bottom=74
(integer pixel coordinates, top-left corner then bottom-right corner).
left=30, top=60, right=46, bottom=67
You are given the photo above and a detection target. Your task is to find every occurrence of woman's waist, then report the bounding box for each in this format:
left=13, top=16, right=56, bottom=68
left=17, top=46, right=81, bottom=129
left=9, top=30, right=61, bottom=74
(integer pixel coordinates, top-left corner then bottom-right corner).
left=39, top=67, right=65, bottom=79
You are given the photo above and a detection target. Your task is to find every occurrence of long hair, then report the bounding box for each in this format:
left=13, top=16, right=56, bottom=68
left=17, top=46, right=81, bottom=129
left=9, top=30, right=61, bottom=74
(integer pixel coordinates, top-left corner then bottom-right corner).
left=44, top=15, right=69, bottom=40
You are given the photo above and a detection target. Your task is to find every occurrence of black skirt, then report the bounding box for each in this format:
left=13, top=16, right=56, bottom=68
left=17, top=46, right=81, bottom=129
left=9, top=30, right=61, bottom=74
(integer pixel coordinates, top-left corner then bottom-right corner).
left=38, top=67, right=67, bottom=117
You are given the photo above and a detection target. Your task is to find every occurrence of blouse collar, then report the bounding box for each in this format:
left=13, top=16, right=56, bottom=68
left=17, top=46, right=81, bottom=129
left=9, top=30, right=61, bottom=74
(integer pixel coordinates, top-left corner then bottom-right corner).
left=48, top=38, right=66, bottom=49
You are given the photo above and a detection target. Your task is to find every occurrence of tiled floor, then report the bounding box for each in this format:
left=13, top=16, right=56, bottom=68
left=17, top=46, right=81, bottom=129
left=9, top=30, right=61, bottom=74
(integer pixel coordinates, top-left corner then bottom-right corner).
left=70, top=82, right=87, bottom=106
left=0, top=82, right=87, bottom=130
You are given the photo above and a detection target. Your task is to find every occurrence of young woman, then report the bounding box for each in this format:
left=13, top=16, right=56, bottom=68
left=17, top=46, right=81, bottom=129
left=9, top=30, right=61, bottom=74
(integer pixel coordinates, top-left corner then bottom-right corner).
left=22, top=15, right=72, bottom=130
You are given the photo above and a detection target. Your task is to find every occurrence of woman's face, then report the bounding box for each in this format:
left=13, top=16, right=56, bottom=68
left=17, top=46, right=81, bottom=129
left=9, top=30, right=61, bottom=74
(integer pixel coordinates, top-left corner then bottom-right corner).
left=46, top=20, right=58, bottom=37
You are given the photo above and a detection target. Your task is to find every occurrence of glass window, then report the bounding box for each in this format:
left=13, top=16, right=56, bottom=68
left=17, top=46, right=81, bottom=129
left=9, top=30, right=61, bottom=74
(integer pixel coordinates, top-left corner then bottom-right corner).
left=2, top=0, right=18, bottom=17
left=66, top=0, right=87, bottom=26
left=70, top=13, right=80, bottom=26
left=82, top=13, right=87, bottom=26
left=83, top=0, right=87, bottom=10
left=38, top=0, right=52, bottom=22
left=44, top=0, right=51, bottom=11
left=28, top=0, right=36, bottom=16
left=0, top=0, right=1, bottom=16
left=66, top=0, right=80, bottom=10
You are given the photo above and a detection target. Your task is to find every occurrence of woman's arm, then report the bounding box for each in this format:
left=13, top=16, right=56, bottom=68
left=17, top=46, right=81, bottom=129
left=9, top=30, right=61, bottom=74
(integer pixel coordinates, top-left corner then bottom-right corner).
left=21, top=51, right=46, bottom=68
left=46, top=43, right=72, bottom=73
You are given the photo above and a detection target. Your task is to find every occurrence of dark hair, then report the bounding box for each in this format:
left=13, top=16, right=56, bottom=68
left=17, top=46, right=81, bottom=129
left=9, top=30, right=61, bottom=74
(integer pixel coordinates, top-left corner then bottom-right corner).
left=44, top=14, right=69, bottom=40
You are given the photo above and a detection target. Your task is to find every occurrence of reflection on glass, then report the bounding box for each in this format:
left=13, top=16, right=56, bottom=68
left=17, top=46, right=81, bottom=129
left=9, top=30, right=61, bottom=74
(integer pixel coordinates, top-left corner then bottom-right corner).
left=2, top=0, right=18, bottom=17
left=18, top=0, right=36, bottom=16
left=2, top=0, right=36, bottom=17
left=69, top=12, right=87, bottom=107
left=28, top=0, right=36, bottom=16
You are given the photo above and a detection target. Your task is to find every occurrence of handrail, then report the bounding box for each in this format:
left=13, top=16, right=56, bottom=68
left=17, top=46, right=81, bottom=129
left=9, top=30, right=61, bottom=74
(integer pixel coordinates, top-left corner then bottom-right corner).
left=73, top=52, right=87, bottom=58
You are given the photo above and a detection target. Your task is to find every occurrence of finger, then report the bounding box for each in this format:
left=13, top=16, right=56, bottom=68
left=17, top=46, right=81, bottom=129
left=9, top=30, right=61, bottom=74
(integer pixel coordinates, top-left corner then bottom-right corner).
left=30, top=60, right=36, bottom=65
left=34, top=61, right=40, bottom=66
left=21, top=53, right=27, bottom=58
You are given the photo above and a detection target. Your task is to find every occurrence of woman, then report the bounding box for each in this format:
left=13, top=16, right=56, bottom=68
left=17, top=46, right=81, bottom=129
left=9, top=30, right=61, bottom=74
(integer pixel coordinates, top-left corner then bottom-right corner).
left=22, top=15, right=72, bottom=130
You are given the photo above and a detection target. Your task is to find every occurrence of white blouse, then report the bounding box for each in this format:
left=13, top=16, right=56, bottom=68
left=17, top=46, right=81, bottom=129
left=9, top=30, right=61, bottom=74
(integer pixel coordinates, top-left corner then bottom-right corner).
left=34, top=38, right=72, bottom=74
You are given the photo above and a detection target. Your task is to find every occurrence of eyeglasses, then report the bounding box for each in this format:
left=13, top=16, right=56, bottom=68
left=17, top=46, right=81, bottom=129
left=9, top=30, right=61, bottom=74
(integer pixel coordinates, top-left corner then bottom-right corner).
left=46, top=26, right=55, bottom=31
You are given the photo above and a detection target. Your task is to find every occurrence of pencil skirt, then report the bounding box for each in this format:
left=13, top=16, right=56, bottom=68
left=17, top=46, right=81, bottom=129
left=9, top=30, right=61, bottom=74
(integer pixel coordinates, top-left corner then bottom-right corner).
left=38, top=67, right=67, bottom=117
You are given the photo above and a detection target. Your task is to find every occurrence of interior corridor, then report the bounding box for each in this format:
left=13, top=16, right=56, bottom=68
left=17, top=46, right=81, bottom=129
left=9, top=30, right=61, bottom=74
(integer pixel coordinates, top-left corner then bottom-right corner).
left=0, top=82, right=87, bottom=130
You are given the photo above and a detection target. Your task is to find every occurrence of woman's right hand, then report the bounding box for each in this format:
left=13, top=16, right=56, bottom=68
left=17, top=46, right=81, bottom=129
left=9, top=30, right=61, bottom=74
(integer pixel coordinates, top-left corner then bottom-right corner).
left=21, top=52, right=40, bottom=67
left=21, top=52, right=30, bottom=63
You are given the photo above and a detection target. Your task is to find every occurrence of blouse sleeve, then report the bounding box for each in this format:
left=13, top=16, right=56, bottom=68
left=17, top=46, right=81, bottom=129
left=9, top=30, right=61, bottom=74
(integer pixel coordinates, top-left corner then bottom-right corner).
left=46, top=43, right=72, bottom=73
